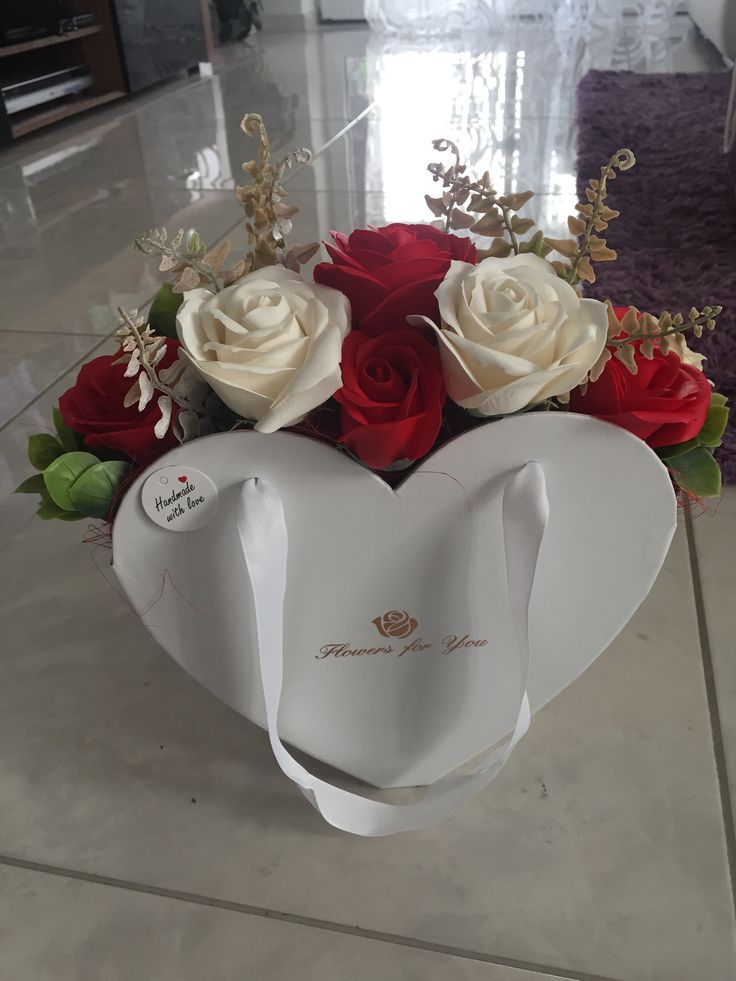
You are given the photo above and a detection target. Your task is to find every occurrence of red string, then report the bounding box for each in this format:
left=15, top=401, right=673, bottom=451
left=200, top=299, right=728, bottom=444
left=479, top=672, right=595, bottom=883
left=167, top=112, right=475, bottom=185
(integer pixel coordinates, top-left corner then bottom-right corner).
left=289, top=406, right=342, bottom=447
left=138, top=568, right=213, bottom=618
left=89, top=545, right=141, bottom=616
left=87, top=541, right=212, bottom=623
left=82, top=522, right=113, bottom=547
left=666, top=464, right=720, bottom=518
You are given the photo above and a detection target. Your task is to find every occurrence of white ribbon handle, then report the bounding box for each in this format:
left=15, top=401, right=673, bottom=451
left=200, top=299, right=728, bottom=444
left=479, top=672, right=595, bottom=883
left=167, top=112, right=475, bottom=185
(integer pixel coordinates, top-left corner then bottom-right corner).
left=237, top=462, right=548, bottom=837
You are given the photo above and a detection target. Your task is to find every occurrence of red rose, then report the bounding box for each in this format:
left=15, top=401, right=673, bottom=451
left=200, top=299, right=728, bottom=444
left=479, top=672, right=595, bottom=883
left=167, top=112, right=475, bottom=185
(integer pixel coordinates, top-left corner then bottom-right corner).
left=313, top=223, right=476, bottom=337
left=569, top=341, right=711, bottom=449
left=335, top=328, right=446, bottom=470
left=59, top=340, right=180, bottom=464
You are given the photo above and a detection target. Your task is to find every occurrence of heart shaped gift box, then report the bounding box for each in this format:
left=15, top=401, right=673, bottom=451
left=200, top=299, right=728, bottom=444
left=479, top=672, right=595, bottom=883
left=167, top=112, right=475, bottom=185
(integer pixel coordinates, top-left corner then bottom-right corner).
left=113, top=411, right=676, bottom=836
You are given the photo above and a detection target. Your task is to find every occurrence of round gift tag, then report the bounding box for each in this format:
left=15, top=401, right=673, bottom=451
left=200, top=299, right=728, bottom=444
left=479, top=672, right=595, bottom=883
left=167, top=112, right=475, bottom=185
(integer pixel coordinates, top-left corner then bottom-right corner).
left=141, top=466, right=219, bottom=532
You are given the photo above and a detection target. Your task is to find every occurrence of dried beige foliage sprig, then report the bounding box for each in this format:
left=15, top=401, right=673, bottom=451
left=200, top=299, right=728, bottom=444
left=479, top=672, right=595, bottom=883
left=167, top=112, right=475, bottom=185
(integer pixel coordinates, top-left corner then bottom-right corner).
left=546, top=149, right=635, bottom=285
left=426, top=138, right=543, bottom=260
left=425, top=139, right=474, bottom=233
left=134, top=114, right=318, bottom=296
left=426, top=142, right=637, bottom=286
left=114, top=307, right=211, bottom=439
left=236, top=112, right=319, bottom=271
left=586, top=301, right=722, bottom=381
left=134, top=227, right=246, bottom=294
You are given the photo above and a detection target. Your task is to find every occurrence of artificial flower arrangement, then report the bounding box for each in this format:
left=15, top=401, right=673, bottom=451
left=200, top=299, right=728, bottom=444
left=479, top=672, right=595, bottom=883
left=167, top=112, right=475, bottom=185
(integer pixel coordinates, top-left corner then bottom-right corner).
left=17, top=114, right=729, bottom=524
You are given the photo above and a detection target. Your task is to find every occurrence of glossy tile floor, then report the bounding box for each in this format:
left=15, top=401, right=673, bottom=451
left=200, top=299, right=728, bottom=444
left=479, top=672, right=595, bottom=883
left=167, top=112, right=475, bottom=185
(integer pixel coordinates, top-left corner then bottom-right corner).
left=1, top=10, right=735, bottom=981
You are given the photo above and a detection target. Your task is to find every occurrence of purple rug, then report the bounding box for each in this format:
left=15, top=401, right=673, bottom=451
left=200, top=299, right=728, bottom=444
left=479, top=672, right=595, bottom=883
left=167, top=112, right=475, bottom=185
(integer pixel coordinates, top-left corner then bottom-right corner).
left=577, top=70, right=736, bottom=482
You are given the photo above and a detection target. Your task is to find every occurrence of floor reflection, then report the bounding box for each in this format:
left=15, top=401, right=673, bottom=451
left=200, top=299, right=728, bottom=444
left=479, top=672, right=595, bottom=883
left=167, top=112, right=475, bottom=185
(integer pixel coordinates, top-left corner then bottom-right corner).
left=327, top=18, right=635, bottom=226
left=295, top=5, right=711, bottom=235
left=0, top=7, right=722, bottom=335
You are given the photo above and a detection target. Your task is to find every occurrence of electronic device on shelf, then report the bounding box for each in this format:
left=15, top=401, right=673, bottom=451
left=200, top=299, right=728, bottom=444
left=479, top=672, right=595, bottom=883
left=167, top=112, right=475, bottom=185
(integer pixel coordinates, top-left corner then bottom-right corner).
left=58, top=14, right=96, bottom=33
left=0, top=3, right=94, bottom=46
left=2, top=25, right=47, bottom=45
left=2, top=65, right=93, bottom=115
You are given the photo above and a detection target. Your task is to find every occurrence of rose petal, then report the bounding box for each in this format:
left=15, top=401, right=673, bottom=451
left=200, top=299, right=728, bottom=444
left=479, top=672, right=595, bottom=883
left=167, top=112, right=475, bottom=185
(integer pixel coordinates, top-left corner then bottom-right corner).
left=434, top=253, right=608, bottom=415
left=176, top=268, right=349, bottom=430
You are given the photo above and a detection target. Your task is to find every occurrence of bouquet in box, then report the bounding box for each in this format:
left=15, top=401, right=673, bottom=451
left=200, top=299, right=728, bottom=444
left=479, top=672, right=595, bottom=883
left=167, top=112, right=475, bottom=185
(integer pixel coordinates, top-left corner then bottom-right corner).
left=17, top=112, right=733, bottom=835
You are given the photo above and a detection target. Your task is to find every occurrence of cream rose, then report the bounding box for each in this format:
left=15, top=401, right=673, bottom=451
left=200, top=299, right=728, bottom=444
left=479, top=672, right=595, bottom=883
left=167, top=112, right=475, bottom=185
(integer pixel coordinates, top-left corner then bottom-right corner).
left=424, top=253, right=609, bottom=416
left=176, top=265, right=350, bottom=433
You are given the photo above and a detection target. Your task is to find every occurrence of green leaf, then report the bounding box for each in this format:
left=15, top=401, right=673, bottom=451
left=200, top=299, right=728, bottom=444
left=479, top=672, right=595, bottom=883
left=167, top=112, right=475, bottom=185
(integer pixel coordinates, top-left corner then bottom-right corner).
left=656, top=437, right=699, bottom=460
left=519, top=230, right=543, bottom=254
left=43, top=451, right=99, bottom=511
left=28, top=433, right=63, bottom=470
left=15, top=473, right=45, bottom=494
left=668, top=446, right=722, bottom=499
left=148, top=283, right=183, bottom=339
left=710, top=392, right=728, bottom=408
left=35, top=485, right=83, bottom=522
left=68, top=460, right=131, bottom=518
left=187, top=230, right=203, bottom=255
left=697, top=394, right=730, bottom=448
left=52, top=406, right=81, bottom=452
left=518, top=229, right=552, bottom=258
left=37, top=497, right=65, bottom=520
left=381, top=458, right=414, bottom=473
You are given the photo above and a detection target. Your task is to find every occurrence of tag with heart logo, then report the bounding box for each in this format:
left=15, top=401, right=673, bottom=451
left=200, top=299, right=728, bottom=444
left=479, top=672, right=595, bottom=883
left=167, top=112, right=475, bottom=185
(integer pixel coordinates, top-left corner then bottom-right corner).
left=114, top=414, right=676, bottom=791
left=140, top=467, right=219, bottom=532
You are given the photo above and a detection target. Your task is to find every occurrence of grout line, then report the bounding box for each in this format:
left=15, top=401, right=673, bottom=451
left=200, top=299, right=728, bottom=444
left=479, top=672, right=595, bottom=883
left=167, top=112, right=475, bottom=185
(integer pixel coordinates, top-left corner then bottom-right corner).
left=0, top=334, right=113, bottom=433
left=141, top=109, right=381, bottom=195
left=305, top=102, right=377, bottom=160
left=0, top=214, right=246, bottom=434
left=0, top=853, right=621, bottom=981
left=684, top=503, right=736, bottom=918
left=0, top=75, right=212, bottom=179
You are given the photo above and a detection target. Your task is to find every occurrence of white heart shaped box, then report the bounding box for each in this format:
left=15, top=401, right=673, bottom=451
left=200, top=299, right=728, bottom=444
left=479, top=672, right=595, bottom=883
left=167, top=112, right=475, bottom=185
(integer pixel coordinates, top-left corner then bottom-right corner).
left=113, top=413, right=676, bottom=790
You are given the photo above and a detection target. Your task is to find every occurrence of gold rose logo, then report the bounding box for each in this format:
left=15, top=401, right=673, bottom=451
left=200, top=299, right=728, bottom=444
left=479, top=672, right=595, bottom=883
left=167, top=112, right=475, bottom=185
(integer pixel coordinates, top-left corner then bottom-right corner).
left=372, top=610, right=418, bottom=639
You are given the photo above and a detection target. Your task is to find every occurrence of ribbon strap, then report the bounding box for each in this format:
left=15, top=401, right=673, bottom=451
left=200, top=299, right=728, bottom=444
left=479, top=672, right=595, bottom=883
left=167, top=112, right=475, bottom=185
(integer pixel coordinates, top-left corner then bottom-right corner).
left=237, top=462, right=548, bottom=837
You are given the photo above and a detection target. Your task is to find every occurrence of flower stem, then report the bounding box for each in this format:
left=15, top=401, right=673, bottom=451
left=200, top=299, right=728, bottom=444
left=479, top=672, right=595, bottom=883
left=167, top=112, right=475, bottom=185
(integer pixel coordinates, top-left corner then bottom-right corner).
left=498, top=203, right=519, bottom=254
left=608, top=310, right=716, bottom=347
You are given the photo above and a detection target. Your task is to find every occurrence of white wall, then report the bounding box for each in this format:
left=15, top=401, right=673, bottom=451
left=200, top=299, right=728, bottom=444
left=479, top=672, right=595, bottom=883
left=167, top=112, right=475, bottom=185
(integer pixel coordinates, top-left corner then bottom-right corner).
left=319, top=0, right=366, bottom=19
left=261, top=0, right=318, bottom=31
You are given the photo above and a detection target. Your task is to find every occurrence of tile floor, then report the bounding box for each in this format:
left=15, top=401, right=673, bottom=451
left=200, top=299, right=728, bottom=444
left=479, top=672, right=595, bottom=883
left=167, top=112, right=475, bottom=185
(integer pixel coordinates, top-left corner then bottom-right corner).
left=1, top=8, right=734, bottom=981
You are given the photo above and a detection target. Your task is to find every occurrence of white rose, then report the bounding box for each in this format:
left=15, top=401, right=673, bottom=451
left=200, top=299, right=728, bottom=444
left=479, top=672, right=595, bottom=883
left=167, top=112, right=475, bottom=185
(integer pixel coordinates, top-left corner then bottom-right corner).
left=423, top=253, right=609, bottom=416
left=176, top=265, right=350, bottom=433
